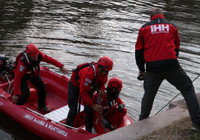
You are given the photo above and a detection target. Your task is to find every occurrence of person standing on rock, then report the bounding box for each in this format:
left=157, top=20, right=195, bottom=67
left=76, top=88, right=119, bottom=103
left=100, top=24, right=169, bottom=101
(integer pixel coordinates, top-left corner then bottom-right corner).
left=135, top=7, right=200, bottom=130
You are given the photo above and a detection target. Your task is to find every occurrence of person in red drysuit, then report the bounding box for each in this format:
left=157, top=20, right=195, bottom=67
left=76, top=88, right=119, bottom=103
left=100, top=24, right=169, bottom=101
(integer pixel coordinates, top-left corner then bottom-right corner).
left=93, top=77, right=127, bottom=134
left=12, top=43, right=68, bottom=113
left=66, top=56, right=113, bottom=133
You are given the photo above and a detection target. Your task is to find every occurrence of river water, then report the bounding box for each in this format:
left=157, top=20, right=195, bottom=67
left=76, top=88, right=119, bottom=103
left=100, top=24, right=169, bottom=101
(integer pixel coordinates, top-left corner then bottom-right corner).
left=0, top=0, right=200, bottom=139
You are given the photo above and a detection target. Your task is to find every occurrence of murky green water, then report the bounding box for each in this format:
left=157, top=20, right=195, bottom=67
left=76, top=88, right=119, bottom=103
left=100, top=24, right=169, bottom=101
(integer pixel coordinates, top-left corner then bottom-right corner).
left=0, top=0, right=200, bottom=139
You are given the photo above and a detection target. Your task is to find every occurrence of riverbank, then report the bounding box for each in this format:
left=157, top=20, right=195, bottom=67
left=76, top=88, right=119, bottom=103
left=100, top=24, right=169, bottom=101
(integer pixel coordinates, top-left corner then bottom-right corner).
left=137, top=117, right=200, bottom=140
left=92, top=93, right=200, bottom=140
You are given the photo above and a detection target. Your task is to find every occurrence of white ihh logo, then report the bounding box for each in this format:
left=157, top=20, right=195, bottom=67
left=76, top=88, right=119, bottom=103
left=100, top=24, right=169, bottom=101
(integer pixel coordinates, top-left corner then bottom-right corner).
left=151, top=24, right=169, bottom=34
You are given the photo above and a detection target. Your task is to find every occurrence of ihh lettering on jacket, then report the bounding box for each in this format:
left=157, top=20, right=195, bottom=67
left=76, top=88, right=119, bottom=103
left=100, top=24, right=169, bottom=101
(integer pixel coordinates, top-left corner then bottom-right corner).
left=151, top=24, right=169, bottom=34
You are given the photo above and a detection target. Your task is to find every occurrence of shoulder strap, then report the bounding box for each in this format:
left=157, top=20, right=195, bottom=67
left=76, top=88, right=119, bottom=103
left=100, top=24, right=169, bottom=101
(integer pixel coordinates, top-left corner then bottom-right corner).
left=12, top=52, right=24, bottom=70
left=23, top=52, right=30, bottom=64
left=74, top=62, right=97, bottom=80
left=90, top=63, right=96, bottom=77
left=74, top=62, right=98, bottom=86
left=12, top=52, right=32, bottom=71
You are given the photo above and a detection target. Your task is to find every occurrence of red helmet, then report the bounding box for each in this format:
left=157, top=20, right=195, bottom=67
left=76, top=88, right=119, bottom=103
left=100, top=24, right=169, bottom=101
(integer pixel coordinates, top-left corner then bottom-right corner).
left=98, top=56, right=113, bottom=71
left=25, top=43, right=39, bottom=56
left=107, top=77, right=123, bottom=90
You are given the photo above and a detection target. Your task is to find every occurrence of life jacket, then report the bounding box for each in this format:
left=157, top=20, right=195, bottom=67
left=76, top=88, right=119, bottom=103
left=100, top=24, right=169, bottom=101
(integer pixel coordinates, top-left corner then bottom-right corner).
left=73, top=62, right=97, bottom=90
left=12, top=51, right=42, bottom=78
left=93, top=92, right=110, bottom=117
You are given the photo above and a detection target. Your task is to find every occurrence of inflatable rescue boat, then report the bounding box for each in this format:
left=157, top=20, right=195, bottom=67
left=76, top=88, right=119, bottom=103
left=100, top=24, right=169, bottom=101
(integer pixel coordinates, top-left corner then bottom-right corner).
left=0, top=55, right=133, bottom=139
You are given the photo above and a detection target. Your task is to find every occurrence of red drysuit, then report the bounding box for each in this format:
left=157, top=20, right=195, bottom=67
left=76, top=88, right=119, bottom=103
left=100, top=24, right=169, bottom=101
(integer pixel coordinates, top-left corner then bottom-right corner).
left=13, top=51, right=63, bottom=96
left=93, top=93, right=127, bottom=134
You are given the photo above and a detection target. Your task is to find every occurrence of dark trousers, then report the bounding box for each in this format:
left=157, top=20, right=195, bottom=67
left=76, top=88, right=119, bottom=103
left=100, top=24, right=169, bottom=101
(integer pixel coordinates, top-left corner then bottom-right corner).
left=66, top=80, right=80, bottom=126
left=66, top=80, right=94, bottom=132
left=84, top=96, right=93, bottom=133
left=17, top=75, right=46, bottom=107
left=139, top=67, right=200, bottom=125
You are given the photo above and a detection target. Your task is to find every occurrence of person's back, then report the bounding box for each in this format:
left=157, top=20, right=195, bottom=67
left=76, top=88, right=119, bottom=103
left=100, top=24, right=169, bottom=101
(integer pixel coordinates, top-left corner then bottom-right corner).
left=135, top=8, right=200, bottom=131
left=135, top=8, right=180, bottom=73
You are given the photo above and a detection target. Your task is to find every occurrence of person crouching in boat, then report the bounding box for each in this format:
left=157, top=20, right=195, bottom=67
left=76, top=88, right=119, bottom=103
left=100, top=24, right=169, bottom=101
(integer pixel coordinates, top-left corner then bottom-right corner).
left=66, top=56, right=113, bottom=133
left=12, top=43, right=68, bottom=113
left=92, top=77, right=127, bottom=134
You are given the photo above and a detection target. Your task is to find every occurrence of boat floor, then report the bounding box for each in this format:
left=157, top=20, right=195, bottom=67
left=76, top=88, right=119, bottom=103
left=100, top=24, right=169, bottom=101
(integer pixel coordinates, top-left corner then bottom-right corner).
left=25, top=91, right=84, bottom=126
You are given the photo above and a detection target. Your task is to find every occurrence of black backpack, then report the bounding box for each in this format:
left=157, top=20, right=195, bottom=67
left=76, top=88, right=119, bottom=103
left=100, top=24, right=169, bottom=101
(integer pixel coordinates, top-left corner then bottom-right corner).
left=73, top=62, right=98, bottom=91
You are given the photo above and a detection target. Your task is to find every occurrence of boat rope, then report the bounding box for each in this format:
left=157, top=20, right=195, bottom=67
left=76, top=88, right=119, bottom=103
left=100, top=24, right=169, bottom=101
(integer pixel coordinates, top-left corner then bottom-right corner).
left=5, top=74, right=14, bottom=94
left=155, top=74, right=200, bottom=115
left=0, top=91, right=6, bottom=98
left=26, top=107, right=79, bottom=130
left=0, top=74, right=12, bottom=97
